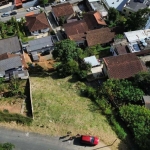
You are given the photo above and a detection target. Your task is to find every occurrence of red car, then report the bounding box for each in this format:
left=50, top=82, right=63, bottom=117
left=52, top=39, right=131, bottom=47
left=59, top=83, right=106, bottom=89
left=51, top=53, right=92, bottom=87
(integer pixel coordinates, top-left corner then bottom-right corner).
left=81, top=135, right=99, bottom=146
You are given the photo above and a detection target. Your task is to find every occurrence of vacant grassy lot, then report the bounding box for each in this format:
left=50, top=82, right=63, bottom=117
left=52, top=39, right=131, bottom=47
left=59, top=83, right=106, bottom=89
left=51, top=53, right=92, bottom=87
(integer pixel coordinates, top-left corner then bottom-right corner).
left=0, top=73, right=128, bottom=149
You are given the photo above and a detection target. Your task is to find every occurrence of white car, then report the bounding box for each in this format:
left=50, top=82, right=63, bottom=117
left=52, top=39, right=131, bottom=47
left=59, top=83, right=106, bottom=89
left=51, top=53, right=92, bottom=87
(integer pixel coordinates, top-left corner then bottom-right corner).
left=36, top=5, right=41, bottom=9
left=30, top=7, right=34, bottom=11
left=34, top=7, right=38, bottom=10
left=26, top=8, right=30, bottom=12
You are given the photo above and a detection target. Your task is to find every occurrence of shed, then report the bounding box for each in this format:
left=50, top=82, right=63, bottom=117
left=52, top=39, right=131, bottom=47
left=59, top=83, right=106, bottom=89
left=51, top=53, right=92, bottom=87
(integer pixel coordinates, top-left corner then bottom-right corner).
left=143, top=96, right=150, bottom=109
left=84, top=56, right=100, bottom=67
left=31, top=51, right=39, bottom=61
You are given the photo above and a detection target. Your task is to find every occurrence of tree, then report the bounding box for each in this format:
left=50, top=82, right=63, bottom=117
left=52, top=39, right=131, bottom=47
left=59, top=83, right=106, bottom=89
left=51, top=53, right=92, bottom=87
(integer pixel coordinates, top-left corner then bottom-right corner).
left=52, top=39, right=83, bottom=63
left=0, top=142, right=15, bottom=150
left=119, top=104, right=150, bottom=150
left=126, top=8, right=150, bottom=31
left=41, top=0, right=48, bottom=5
left=134, top=72, right=150, bottom=94
left=107, top=7, right=119, bottom=23
left=101, top=79, right=144, bottom=106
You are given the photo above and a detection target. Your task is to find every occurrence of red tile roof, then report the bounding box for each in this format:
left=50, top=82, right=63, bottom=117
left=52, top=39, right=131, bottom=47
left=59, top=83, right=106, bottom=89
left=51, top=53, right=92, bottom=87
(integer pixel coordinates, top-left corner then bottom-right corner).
left=63, top=20, right=89, bottom=36
left=86, top=28, right=115, bottom=46
left=69, top=33, right=85, bottom=41
left=83, top=11, right=107, bottom=29
left=25, top=13, right=50, bottom=32
left=103, top=53, right=147, bottom=79
left=52, top=3, right=74, bottom=17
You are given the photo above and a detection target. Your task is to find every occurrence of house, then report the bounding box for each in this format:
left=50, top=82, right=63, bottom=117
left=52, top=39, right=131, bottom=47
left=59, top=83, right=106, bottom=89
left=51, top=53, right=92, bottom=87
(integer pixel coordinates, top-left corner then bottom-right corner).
left=0, top=36, right=21, bottom=55
left=83, top=11, right=107, bottom=30
left=86, top=0, right=108, bottom=17
left=86, top=28, right=115, bottom=47
left=103, top=53, right=147, bottom=79
left=0, top=52, right=28, bottom=79
left=51, top=3, right=74, bottom=25
left=84, top=55, right=103, bottom=79
left=25, top=36, right=57, bottom=53
left=124, top=29, right=150, bottom=54
left=25, top=13, right=50, bottom=36
left=143, top=96, right=150, bottom=109
left=63, top=20, right=89, bottom=45
left=122, top=0, right=149, bottom=15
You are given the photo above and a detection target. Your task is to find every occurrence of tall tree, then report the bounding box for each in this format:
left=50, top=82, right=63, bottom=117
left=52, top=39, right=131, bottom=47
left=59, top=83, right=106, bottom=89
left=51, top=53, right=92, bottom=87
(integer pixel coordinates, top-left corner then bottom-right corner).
left=126, top=8, right=150, bottom=31
left=52, top=39, right=83, bottom=62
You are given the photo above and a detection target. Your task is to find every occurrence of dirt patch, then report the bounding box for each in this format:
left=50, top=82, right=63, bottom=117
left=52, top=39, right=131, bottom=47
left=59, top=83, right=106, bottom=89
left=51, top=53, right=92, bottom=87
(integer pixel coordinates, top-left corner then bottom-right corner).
left=0, top=100, right=22, bottom=114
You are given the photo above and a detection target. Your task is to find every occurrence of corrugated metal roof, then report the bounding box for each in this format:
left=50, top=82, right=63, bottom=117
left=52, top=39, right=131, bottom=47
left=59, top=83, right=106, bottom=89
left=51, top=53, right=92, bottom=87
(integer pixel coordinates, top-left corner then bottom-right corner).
left=0, top=56, right=22, bottom=75
left=0, top=36, right=21, bottom=55
left=27, top=36, right=54, bottom=52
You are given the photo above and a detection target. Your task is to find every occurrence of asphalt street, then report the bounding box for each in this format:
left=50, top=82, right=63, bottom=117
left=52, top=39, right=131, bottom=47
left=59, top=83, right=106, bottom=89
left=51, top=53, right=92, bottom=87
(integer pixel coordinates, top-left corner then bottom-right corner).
left=0, top=127, right=111, bottom=150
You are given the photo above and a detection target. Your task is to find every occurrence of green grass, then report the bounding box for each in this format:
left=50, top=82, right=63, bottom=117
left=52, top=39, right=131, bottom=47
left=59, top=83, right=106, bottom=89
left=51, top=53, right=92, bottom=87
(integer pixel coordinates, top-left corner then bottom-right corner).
left=30, top=74, right=119, bottom=147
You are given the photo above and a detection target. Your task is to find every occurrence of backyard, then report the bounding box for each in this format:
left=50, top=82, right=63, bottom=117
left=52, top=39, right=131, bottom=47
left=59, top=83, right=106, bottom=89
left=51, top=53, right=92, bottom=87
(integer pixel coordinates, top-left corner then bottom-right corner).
left=0, top=73, right=128, bottom=150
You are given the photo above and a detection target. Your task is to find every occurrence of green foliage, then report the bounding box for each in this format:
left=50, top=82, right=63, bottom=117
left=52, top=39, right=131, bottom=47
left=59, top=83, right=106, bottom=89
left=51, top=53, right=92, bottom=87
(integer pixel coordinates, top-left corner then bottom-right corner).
left=119, top=105, right=150, bottom=150
left=59, top=16, right=65, bottom=25
left=115, top=34, right=124, bottom=39
left=126, top=8, right=150, bottom=31
left=0, top=143, right=15, bottom=150
left=53, top=39, right=92, bottom=79
left=134, top=72, right=150, bottom=94
left=107, top=7, right=119, bottom=24
left=101, top=79, right=144, bottom=106
left=95, top=98, right=127, bottom=139
left=0, top=111, right=32, bottom=125
left=42, top=0, right=48, bottom=5
left=53, top=39, right=80, bottom=62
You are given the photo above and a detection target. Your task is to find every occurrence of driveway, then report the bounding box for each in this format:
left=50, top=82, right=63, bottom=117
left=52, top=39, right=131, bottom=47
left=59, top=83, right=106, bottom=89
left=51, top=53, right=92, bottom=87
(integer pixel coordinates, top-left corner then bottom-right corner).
left=0, top=127, right=112, bottom=150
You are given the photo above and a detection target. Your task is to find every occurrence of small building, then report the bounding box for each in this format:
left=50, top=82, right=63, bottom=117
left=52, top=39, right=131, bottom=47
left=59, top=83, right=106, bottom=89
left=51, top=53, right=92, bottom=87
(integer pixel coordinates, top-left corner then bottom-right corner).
left=25, top=13, right=50, bottom=36
left=143, top=96, right=150, bottom=109
left=0, top=53, right=27, bottom=79
left=0, top=0, right=9, bottom=6
left=51, top=3, right=74, bottom=25
left=31, top=51, right=39, bottom=62
left=84, top=55, right=103, bottom=79
left=103, top=53, right=147, bottom=79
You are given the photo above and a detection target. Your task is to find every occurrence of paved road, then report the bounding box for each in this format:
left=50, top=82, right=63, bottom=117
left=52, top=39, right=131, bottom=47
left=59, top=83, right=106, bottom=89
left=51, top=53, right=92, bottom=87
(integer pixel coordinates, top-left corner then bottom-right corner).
left=0, top=127, right=111, bottom=150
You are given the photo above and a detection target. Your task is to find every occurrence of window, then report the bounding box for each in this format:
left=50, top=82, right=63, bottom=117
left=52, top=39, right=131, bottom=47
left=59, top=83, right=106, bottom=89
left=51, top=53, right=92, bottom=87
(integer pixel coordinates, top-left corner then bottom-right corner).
left=129, top=12, right=132, bottom=14
left=123, top=9, right=126, bottom=12
left=90, top=137, right=95, bottom=144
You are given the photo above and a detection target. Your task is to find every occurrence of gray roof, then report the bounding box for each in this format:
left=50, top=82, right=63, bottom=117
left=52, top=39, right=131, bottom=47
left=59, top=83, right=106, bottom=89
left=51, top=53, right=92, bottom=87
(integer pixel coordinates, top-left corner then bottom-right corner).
left=26, top=36, right=54, bottom=52
left=143, top=96, right=150, bottom=109
left=84, top=56, right=100, bottom=67
left=13, top=70, right=29, bottom=79
left=0, top=56, right=22, bottom=75
left=124, top=0, right=147, bottom=12
left=0, top=36, right=21, bottom=55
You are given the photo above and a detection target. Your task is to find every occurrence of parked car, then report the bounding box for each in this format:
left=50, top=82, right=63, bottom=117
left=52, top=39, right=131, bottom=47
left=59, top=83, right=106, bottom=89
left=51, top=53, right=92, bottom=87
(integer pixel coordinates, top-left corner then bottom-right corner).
left=1, top=12, right=9, bottom=17
left=26, top=8, right=30, bottom=12
left=10, top=11, right=17, bottom=15
left=81, top=135, right=99, bottom=146
left=30, top=7, right=34, bottom=11
left=41, top=50, right=50, bottom=56
left=34, top=7, right=38, bottom=10
left=36, top=5, right=41, bottom=9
